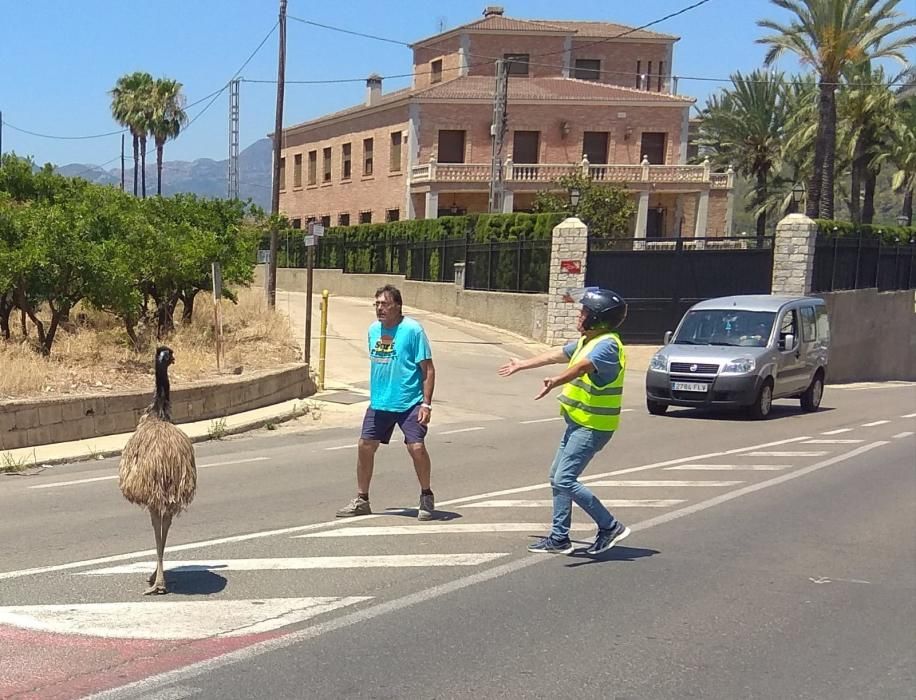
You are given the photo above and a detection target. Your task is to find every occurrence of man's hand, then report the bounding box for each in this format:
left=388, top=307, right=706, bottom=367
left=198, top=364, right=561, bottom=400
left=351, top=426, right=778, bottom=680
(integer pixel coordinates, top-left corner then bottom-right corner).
left=535, top=377, right=558, bottom=400
left=418, top=405, right=432, bottom=426
left=498, top=358, right=524, bottom=377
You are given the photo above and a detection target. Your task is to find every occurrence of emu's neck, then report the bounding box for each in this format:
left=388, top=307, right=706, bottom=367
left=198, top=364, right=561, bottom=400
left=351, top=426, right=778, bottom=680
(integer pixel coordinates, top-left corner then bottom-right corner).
left=152, top=362, right=172, bottom=421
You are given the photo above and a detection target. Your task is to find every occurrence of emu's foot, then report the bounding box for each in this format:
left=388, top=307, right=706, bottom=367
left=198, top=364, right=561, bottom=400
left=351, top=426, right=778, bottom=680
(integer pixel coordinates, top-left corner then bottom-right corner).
left=147, top=571, right=156, bottom=585
left=143, top=582, right=168, bottom=596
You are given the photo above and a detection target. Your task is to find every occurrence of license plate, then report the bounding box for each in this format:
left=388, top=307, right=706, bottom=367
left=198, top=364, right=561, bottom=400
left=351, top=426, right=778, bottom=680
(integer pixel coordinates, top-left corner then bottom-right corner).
left=672, top=382, right=708, bottom=392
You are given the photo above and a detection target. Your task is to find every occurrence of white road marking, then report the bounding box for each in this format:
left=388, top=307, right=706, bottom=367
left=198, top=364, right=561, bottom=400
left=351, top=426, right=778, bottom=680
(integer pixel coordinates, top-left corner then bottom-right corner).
left=0, top=434, right=813, bottom=581
left=861, top=420, right=891, bottom=427
left=588, top=480, right=743, bottom=487
left=892, top=431, right=914, bottom=439
left=439, top=427, right=485, bottom=435
left=901, top=412, right=916, bottom=418
left=0, top=597, right=371, bottom=640
left=27, top=458, right=270, bottom=490
left=464, top=499, right=685, bottom=508
left=520, top=417, right=563, bottom=424
left=82, top=554, right=507, bottom=575
left=743, top=451, right=828, bottom=457
left=324, top=444, right=357, bottom=451
left=88, top=441, right=888, bottom=700
left=803, top=439, right=864, bottom=445
left=665, top=464, right=790, bottom=471
left=138, top=687, right=200, bottom=700
left=822, top=428, right=853, bottom=435
left=296, top=524, right=593, bottom=538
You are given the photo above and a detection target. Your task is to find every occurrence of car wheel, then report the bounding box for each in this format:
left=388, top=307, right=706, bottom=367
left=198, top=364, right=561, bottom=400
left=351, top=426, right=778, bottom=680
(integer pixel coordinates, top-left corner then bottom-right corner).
left=747, top=380, right=773, bottom=420
left=647, top=398, right=669, bottom=415
left=800, top=372, right=824, bottom=412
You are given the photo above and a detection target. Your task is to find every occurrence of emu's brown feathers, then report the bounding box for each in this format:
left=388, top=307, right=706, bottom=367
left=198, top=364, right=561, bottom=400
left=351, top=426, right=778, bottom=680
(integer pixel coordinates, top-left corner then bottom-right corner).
left=118, top=410, right=197, bottom=516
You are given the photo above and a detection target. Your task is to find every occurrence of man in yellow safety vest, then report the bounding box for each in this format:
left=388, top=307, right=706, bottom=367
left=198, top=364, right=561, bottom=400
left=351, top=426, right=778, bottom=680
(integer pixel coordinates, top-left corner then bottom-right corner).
left=498, top=287, right=631, bottom=555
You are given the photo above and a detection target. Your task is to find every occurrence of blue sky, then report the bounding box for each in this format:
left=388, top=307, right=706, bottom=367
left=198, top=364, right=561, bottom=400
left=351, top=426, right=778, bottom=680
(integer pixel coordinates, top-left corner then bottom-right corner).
left=1, top=0, right=913, bottom=167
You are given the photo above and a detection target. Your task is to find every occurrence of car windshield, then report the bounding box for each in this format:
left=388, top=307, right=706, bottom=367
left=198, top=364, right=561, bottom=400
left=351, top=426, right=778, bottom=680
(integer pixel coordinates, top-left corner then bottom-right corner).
left=673, top=310, right=775, bottom=348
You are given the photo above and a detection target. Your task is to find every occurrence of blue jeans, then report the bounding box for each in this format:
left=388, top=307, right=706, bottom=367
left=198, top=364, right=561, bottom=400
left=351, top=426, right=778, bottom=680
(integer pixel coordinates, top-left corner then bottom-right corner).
left=548, top=420, right=617, bottom=541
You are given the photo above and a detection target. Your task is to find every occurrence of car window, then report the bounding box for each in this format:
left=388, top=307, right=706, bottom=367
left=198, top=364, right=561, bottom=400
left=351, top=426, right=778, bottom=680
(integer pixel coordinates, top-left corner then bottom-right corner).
left=779, top=309, right=798, bottom=350
left=799, top=306, right=816, bottom=342
left=815, top=305, right=830, bottom=342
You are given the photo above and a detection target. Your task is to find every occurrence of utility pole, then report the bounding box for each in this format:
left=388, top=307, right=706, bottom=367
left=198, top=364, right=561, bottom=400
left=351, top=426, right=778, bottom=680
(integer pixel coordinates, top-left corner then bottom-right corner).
left=0, top=110, right=4, bottom=158
left=267, top=0, right=287, bottom=309
left=488, top=59, right=509, bottom=213
left=120, top=134, right=125, bottom=191
left=228, top=78, right=240, bottom=200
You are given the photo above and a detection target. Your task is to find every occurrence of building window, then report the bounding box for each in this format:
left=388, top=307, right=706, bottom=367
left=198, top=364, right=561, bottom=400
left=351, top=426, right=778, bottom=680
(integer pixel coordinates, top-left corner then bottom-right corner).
left=386, top=208, right=400, bottom=222
left=278, top=156, right=286, bottom=190
left=291, top=218, right=302, bottom=229
left=390, top=132, right=402, bottom=172
left=293, top=153, right=302, bottom=188
left=646, top=62, right=653, bottom=91
left=640, top=132, right=667, bottom=164
left=359, top=210, right=372, bottom=224
left=430, top=59, right=443, bottom=84
left=342, top=143, right=352, bottom=180
left=363, top=138, right=374, bottom=176
left=504, top=53, right=529, bottom=76
left=583, top=132, right=609, bottom=165
left=320, top=215, right=331, bottom=229
left=338, top=213, right=350, bottom=226
left=512, top=131, right=540, bottom=164
left=635, top=60, right=642, bottom=89
left=322, top=147, right=332, bottom=183
left=437, top=130, right=466, bottom=163
left=574, top=59, right=601, bottom=81
left=658, top=61, right=665, bottom=92
left=308, top=150, right=317, bottom=185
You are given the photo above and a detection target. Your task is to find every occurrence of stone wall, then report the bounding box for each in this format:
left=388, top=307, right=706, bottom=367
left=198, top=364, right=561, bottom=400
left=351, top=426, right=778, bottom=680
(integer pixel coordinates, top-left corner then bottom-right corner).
left=772, top=214, right=817, bottom=296
left=0, top=364, right=316, bottom=451
left=545, top=218, right=588, bottom=345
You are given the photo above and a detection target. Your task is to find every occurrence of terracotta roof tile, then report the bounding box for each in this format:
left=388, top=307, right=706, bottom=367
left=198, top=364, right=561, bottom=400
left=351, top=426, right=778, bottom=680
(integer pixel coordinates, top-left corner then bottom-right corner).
left=528, top=20, right=677, bottom=40
left=415, top=76, right=691, bottom=103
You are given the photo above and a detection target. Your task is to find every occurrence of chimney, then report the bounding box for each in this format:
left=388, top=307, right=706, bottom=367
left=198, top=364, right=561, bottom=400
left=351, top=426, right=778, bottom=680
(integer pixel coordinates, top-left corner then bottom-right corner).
left=366, top=74, right=383, bottom=107
left=483, top=5, right=504, bottom=17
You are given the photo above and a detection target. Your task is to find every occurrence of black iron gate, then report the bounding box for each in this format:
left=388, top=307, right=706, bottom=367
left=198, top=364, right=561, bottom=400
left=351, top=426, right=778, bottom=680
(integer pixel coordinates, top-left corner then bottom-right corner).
left=586, top=236, right=775, bottom=343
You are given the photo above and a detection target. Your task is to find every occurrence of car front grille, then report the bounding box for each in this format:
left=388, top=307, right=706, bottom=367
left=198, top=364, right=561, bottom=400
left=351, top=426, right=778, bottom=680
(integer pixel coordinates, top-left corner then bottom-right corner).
left=670, top=362, right=720, bottom=375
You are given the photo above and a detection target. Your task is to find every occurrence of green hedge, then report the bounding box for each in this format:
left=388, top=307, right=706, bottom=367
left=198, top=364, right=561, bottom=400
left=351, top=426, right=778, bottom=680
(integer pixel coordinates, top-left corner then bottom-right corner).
left=815, top=219, right=916, bottom=244
left=322, top=212, right=564, bottom=243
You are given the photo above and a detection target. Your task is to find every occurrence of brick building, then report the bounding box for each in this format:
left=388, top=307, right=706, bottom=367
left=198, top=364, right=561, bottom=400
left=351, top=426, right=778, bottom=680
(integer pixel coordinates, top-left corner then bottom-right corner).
left=278, top=6, right=734, bottom=238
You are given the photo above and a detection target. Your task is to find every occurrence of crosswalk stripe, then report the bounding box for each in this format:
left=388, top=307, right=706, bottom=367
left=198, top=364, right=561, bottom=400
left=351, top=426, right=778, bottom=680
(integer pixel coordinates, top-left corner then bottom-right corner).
left=80, top=554, right=509, bottom=575
left=803, top=439, right=864, bottom=444
left=440, top=427, right=485, bottom=435
left=520, top=417, right=563, bottom=424
left=861, top=420, right=890, bottom=427
left=893, top=431, right=914, bottom=439
left=463, top=499, right=685, bottom=508
left=0, top=597, right=372, bottom=640
left=665, top=464, right=790, bottom=471
left=902, top=412, right=916, bottom=419
left=296, top=524, right=593, bottom=538
left=822, top=428, right=854, bottom=435
left=742, top=451, right=828, bottom=457
left=588, top=480, right=744, bottom=487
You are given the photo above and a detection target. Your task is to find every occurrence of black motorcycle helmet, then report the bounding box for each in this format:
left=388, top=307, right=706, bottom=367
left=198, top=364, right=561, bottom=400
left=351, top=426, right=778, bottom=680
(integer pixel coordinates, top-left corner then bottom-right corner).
left=578, top=287, right=628, bottom=331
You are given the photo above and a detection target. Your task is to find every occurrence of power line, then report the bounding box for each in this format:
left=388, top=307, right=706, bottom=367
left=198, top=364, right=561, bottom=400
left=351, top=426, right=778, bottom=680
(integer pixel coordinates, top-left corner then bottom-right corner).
left=288, top=15, right=410, bottom=47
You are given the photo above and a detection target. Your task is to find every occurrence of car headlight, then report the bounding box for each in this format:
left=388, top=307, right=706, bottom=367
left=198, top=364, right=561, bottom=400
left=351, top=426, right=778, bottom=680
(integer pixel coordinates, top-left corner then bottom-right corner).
left=649, top=354, right=667, bottom=372
left=722, top=357, right=756, bottom=374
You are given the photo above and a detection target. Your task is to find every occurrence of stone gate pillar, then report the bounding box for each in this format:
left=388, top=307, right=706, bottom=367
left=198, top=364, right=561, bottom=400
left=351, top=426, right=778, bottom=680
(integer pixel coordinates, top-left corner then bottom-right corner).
left=546, top=217, right=588, bottom=346
left=772, top=214, right=818, bottom=295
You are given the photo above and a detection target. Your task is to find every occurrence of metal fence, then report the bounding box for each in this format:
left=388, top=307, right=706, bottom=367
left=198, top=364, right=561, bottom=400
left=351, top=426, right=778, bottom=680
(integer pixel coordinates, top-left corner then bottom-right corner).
left=812, top=235, right=916, bottom=292
left=265, top=234, right=551, bottom=294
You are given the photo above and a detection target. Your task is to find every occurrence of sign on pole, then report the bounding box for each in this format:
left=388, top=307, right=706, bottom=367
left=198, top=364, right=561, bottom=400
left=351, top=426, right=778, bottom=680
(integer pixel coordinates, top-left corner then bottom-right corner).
left=211, top=262, right=223, bottom=302
left=303, top=234, right=317, bottom=247
left=211, top=262, right=224, bottom=371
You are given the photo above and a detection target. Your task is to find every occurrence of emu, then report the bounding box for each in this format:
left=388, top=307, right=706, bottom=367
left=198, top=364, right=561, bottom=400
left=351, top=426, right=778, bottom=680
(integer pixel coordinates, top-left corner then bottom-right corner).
left=118, top=346, right=197, bottom=595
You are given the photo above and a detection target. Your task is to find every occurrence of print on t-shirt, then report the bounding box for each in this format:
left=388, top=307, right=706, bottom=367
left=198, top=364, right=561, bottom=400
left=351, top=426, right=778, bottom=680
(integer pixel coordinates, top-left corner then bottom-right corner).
left=371, top=334, right=396, bottom=364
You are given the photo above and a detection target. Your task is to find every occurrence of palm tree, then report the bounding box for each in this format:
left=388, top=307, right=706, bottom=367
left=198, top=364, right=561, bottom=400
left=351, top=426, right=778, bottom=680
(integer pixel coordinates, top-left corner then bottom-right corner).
left=149, top=79, right=188, bottom=196
left=757, top=0, right=916, bottom=220
left=881, top=97, right=916, bottom=225
left=110, top=72, right=154, bottom=197
left=696, top=70, right=788, bottom=239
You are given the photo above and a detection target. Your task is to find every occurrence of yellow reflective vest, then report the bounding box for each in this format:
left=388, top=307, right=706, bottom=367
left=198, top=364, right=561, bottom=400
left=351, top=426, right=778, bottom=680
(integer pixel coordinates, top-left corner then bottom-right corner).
left=558, top=332, right=626, bottom=432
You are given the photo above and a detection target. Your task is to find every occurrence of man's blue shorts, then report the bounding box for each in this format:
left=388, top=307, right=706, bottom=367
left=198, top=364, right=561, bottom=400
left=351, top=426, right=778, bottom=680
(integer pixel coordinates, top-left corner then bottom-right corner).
left=360, top=403, right=427, bottom=445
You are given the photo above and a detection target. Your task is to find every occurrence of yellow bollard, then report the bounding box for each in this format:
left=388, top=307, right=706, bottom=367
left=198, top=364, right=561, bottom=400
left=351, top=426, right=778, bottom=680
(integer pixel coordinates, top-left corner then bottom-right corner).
left=318, top=289, right=329, bottom=391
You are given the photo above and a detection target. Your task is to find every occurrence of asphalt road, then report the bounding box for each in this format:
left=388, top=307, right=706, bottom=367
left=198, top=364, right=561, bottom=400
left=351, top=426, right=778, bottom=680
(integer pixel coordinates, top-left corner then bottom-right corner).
left=0, top=339, right=914, bottom=699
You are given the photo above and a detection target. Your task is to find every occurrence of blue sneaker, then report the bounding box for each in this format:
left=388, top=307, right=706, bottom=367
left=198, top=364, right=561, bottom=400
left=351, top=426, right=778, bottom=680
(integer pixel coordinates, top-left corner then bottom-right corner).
left=586, top=522, right=630, bottom=555
left=527, top=536, right=574, bottom=554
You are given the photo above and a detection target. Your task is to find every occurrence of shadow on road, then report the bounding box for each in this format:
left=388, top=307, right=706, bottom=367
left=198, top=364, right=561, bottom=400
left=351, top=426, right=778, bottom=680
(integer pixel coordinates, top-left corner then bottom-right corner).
left=564, top=545, right=660, bottom=568
left=383, top=507, right=463, bottom=522
left=161, top=569, right=229, bottom=595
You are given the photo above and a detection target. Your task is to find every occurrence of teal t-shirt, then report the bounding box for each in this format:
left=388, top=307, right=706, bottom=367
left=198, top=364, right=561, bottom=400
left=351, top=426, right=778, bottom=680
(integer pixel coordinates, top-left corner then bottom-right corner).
left=368, top=317, right=432, bottom=412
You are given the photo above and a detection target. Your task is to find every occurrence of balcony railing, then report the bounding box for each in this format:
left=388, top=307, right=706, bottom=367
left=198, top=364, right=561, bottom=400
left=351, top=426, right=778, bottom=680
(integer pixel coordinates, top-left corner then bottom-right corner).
left=410, top=155, right=734, bottom=189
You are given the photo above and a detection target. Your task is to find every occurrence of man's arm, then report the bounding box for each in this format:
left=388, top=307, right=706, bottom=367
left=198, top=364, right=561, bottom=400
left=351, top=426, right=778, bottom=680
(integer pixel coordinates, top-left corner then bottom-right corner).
left=418, top=359, right=435, bottom=426
left=498, top=348, right=568, bottom=376
left=534, top=358, right=594, bottom=400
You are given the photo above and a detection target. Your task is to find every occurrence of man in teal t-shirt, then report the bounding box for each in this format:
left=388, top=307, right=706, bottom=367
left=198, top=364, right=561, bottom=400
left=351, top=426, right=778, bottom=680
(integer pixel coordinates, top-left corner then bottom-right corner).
left=336, top=285, right=438, bottom=521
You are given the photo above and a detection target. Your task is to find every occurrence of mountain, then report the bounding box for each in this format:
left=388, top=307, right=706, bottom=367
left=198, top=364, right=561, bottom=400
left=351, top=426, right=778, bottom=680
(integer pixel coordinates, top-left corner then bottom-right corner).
left=54, top=138, right=273, bottom=209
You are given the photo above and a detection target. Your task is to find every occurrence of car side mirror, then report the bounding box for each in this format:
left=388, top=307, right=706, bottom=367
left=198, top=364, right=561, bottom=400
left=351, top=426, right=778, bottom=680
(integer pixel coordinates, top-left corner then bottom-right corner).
left=663, top=331, right=673, bottom=345
left=781, top=333, right=795, bottom=351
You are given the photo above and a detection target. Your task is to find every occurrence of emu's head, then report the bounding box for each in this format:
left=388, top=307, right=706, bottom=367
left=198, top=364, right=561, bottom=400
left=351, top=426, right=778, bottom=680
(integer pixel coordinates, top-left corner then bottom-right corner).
left=155, top=346, right=175, bottom=369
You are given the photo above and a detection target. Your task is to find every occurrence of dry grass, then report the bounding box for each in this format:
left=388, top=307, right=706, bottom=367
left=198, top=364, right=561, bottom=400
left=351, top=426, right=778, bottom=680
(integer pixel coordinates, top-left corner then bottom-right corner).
left=0, top=288, right=301, bottom=400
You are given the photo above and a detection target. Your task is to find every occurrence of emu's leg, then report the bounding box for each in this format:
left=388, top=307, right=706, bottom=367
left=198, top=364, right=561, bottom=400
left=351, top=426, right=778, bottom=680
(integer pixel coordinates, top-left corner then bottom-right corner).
left=144, top=510, right=168, bottom=595
left=147, top=509, right=161, bottom=586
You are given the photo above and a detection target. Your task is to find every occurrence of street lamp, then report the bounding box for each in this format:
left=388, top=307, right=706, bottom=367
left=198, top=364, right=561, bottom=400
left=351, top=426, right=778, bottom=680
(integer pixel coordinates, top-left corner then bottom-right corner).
left=896, top=214, right=909, bottom=227
left=791, top=183, right=805, bottom=213
left=569, top=186, right=581, bottom=215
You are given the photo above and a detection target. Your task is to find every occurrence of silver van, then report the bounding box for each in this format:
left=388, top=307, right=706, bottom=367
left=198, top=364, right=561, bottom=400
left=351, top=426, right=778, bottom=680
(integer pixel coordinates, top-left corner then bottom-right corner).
left=645, top=295, right=830, bottom=419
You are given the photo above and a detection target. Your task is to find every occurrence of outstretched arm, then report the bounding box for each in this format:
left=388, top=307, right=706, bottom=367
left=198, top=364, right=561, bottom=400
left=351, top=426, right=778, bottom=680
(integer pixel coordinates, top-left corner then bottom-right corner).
left=498, top=348, right=568, bottom=376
